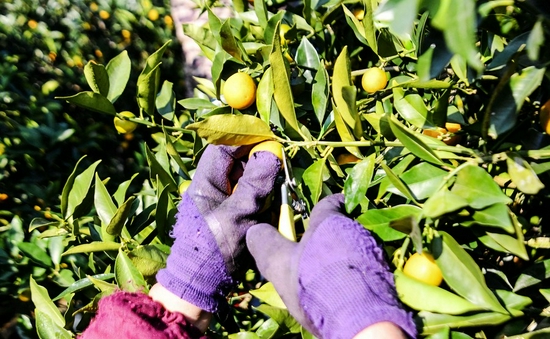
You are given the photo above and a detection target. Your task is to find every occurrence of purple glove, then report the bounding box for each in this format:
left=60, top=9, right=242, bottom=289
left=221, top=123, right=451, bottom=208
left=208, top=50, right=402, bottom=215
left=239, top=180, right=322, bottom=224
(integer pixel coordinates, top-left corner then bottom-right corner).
left=246, top=194, right=417, bottom=339
left=156, top=144, right=281, bottom=313
left=79, top=292, right=206, bottom=339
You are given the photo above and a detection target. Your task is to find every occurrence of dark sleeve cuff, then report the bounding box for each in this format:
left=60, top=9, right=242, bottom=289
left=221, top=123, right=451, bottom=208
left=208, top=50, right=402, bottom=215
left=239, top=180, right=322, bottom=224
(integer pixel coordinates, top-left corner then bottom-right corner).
left=79, top=291, right=208, bottom=339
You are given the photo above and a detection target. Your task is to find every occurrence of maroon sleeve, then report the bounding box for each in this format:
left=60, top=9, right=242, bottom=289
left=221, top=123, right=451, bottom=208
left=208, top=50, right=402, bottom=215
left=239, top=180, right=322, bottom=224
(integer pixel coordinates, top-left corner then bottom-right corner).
left=79, top=291, right=208, bottom=339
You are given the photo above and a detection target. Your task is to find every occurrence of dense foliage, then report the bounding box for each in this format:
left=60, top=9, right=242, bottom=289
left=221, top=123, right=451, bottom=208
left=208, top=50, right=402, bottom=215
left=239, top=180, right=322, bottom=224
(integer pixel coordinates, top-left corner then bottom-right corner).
left=4, top=0, right=550, bottom=338
left=0, top=0, right=184, bottom=336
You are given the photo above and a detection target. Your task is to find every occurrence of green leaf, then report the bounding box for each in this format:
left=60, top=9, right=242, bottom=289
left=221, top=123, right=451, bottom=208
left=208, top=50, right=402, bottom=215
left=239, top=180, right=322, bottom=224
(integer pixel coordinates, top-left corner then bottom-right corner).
left=250, top=282, right=287, bottom=309
left=417, top=43, right=453, bottom=81
left=35, top=310, right=72, bottom=339
left=178, top=98, right=217, bottom=110
left=155, top=183, right=173, bottom=243
left=395, top=270, right=485, bottom=314
left=334, top=104, right=362, bottom=158
left=228, top=333, right=260, bottom=339
left=488, top=66, right=546, bottom=138
left=56, top=91, right=116, bottom=115
left=88, top=275, right=117, bottom=293
left=113, top=173, right=139, bottom=206
left=62, top=241, right=121, bottom=255
left=106, top=50, right=131, bottom=102
left=388, top=116, right=443, bottom=165
left=450, top=165, right=512, bottom=209
left=526, top=19, right=544, bottom=61
left=256, top=318, right=280, bottom=339
left=53, top=273, right=115, bottom=301
left=312, top=66, right=329, bottom=124
left=504, top=328, right=550, bottom=339
left=270, top=21, right=304, bottom=139
left=295, top=37, right=320, bottom=70
left=462, top=203, right=515, bottom=234
left=128, top=244, right=169, bottom=279
left=388, top=162, right=447, bottom=200
left=540, top=289, right=550, bottom=303
left=145, top=144, right=177, bottom=192
left=106, top=196, right=136, bottom=237
left=357, top=205, right=422, bottom=241
left=48, top=236, right=64, bottom=267
left=431, top=0, right=483, bottom=72
left=255, top=304, right=301, bottom=334
left=450, top=55, right=470, bottom=86
left=487, top=32, right=529, bottom=71
left=506, top=153, right=545, bottom=195
left=494, top=289, right=532, bottom=312
left=186, top=114, right=277, bottom=145
left=219, top=20, right=246, bottom=63
left=257, top=68, right=274, bottom=125
left=18, top=242, right=53, bottom=268
left=393, top=87, right=433, bottom=128
left=66, top=160, right=101, bottom=219
left=137, top=63, right=161, bottom=116
left=434, top=232, right=507, bottom=313
left=115, top=249, right=148, bottom=293
left=419, top=310, right=511, bottom=336
left=156, top=80, right=175, bottom=121
left=342, top=6, right=369, bottom=47
left=60, top=156, right=87, bottom=218
left=332, top=47, right=361, bottom=136
left=94, top=173, right=117, bottom=227
left=380, top=161, right=418, bottom=204
left=302, top=158, right=329, bottom=205
left=344, top=154, right=375, bottom=213
left=374, top=0, right=419, bottom=39
left=513, top=258, right=550, bottom=292
left=254, top=0, right=268, bottom=27
left=423, top=188, right=469, bottom=219
left=84, top=62, right=109, bottom=97
left=30, top=276, right=65, bottom=327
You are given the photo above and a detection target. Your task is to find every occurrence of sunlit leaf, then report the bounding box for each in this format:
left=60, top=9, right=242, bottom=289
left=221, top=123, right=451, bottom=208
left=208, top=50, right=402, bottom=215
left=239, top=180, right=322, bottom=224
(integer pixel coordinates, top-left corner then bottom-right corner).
left=84, top=62, right=109, bottom=97
left=506, top=153, right=545, bottom=195
left=250, top=282, right=286, bottom=309
left=357, top=205, right=422, bottom=241
left=513, top=258, right=550, bottom=292
left=487, top=66, right=546, bottom=138
left=187, top=114, right=277, bottom=145
left=388, top=116, right=443, bottom=166
left=66, top=160, right=101, bottom=219
left=395, top=270, right=485, bottom=314
left=344, top=154, right=375, bottom=213
left=434, top=232, right=508, bottom=313
left=30, top=276, right=65, bottom=327
left=423, top=188, right=468, bottom=219
left=302, top=158, right=329, bottom=205
left=450, top=165, right=512, bottom=209
left=156, top=80, right=175, bottom=121
left=270, top=21, right=304, bottom=139
left=106, top=50, right=131, bottom=102
left=115, top=249, right=148, bottom=293
left=56, top=91, right=116, bottom=115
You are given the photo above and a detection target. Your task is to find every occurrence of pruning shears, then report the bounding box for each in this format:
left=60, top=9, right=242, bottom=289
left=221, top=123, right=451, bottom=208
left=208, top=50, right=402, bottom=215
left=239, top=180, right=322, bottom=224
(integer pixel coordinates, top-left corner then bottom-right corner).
left=278, top=149, right=308, bottom=242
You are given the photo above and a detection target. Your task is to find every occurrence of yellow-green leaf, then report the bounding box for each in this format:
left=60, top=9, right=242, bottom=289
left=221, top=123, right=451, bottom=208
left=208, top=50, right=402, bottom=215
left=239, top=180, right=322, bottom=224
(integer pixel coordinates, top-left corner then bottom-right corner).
left=186, top=114, right=277, bottom=145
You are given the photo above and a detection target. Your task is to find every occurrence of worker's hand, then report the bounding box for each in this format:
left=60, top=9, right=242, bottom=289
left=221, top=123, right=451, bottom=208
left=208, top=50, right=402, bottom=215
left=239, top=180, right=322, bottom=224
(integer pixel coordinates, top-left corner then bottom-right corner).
left=246, top=194, right=417, bottom=339
left=156, top=144, right=281, bottom=313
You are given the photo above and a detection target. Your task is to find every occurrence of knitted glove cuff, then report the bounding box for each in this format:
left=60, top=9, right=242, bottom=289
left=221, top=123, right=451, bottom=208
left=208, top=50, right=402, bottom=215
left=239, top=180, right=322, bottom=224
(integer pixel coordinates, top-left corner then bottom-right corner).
left=156, top=194, right=233, bottom=313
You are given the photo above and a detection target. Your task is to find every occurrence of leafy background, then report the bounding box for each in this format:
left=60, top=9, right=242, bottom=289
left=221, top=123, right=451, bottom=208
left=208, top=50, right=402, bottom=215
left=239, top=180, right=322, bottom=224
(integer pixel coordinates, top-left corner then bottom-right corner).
left=3, top=0, right=550, bottom=338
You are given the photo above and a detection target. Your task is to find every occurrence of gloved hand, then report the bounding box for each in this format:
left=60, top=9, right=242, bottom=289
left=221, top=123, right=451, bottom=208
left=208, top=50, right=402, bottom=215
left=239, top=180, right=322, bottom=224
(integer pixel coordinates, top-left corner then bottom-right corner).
left=246, top=194, right=417, bottom=339
left=156, top=144, right=281, bottom=313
